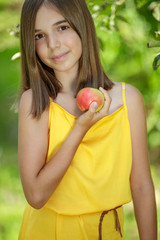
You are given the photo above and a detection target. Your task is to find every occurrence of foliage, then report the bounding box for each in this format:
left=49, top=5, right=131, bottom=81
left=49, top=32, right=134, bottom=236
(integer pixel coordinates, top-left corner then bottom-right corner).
left=86, top=0, right=160, bottom=70
left=0, top=0, right=160, bottom=239
left=85, top=0, right=160, bottom=151
left=136, top=0, right=160, bottom=70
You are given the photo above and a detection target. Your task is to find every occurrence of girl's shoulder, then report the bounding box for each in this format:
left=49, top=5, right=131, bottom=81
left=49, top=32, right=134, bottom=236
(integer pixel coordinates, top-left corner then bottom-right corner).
left=19, top=89, right=33, bottom=117
left=112, top=81, right=142, bottom=98
left=123, top=83, right=146, bottom=129
left=112, top=81, right=144, bottom=106
left=124, top=83, right=144, bottom=110
left=19, top=89, right=49, bottom=124
left=108, top=81, right=144, bottom=115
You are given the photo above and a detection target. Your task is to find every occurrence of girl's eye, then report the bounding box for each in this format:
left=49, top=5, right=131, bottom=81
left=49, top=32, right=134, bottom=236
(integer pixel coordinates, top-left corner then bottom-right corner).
left=59, top=25, right=69, bottom=31
left=35, top=33, right=45, bottom=40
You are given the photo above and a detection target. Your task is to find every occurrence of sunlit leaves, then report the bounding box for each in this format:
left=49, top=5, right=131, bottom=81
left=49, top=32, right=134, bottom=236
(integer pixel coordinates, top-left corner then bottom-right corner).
left=87, top=0, right=127, bottom=31
left=155, top=31, right=160, bottom=40
left=148, top=1, right=160, bottom=21
left=135, top=0, right=152, bottom=8
left=136, top=1, right=160, bottom=70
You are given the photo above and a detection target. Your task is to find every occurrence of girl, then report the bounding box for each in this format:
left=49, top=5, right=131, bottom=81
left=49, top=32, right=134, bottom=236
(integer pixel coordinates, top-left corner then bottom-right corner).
left=18, top=0, right=157, bottom=239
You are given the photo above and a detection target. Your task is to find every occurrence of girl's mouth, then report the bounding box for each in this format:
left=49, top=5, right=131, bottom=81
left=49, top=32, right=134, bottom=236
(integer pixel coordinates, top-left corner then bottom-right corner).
left=52, top=52, right=69, bottom=62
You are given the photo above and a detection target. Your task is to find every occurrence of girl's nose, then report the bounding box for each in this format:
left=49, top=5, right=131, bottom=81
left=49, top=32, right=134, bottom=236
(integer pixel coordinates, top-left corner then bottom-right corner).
left=47, top=34, right=61, bottom=49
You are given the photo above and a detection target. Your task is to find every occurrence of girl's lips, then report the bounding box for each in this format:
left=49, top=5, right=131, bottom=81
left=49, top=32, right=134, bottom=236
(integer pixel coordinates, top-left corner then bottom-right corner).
left=52, top=52, right=69, bottom=62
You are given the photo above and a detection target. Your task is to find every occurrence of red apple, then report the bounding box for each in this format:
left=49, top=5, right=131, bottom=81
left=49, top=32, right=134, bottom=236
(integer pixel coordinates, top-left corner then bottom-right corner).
left=76, top=87, right=105, bottom=112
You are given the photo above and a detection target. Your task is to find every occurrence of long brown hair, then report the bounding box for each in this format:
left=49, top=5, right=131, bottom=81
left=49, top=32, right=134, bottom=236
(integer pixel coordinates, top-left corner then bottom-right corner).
left=20, top=0, right=114, bottom=118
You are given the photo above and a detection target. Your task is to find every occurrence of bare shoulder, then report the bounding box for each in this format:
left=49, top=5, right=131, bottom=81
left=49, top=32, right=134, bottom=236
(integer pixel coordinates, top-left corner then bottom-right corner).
left=19, top=89, right=49, bottom=124
left=125, top=83, right=144, bottom=107
left=19, top=89, right=33, bottom=116
left=125, top=83, right=146, bottom=125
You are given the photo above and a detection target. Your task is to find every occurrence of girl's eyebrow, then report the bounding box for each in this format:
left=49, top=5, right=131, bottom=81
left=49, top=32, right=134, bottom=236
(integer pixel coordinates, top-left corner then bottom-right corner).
left=35, top=20, right=68, bottom=33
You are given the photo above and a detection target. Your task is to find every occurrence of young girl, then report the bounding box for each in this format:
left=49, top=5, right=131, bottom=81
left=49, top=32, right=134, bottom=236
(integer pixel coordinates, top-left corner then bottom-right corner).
left=18, top=0, right=157, bottom=239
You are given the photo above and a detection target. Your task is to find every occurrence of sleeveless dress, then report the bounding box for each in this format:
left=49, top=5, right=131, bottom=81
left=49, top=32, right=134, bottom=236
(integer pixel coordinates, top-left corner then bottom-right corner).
left=19, top=82, right=132, bottom=240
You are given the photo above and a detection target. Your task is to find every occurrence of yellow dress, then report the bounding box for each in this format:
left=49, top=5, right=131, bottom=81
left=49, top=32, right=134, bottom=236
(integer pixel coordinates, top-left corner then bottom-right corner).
left=19, top=82, right=132, bottom=240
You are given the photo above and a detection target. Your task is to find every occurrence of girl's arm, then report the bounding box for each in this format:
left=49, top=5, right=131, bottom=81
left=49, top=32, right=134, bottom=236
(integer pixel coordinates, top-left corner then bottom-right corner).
left=126, top=84, right=157, bottom=240
left=18, top=88, right=111, bottom=209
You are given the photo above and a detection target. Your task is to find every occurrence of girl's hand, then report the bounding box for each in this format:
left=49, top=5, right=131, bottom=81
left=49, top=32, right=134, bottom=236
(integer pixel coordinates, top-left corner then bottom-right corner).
left=76, top=87, right=111, bottom=131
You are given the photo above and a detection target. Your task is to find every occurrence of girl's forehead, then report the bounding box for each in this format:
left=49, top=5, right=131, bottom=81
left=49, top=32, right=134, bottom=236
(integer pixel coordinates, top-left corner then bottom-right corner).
left=35, top=4, right=65, bottom=29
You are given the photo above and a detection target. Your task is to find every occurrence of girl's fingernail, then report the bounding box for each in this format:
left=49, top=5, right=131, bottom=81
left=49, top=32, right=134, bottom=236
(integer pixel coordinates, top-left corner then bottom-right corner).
left=90, top=102, right=98, bottom=112
left=92, top=102, right=98, bottom=108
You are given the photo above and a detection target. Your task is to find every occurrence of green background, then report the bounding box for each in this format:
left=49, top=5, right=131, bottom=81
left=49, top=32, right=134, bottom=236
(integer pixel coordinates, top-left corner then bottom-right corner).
left=0, top=0, right=159, bottom=239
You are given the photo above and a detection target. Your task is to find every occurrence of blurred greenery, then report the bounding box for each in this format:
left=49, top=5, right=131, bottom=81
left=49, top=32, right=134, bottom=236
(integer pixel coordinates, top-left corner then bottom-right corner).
left=0, top=0, right=160, bottom=239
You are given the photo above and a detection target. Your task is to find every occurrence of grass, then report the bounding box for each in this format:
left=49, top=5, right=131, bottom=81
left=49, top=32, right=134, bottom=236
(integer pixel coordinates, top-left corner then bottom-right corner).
left=0, top=146, right=26, bottom=240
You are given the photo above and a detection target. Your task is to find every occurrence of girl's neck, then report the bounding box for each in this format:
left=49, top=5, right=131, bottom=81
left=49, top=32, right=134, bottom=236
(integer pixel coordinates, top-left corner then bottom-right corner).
left=55, top=69, right=78, bottom=95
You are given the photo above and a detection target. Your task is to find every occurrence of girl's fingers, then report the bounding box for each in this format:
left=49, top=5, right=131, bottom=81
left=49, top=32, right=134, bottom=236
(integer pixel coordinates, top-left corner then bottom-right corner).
left=89, top=101, right=98, bottom=113
left=99, top=87, right=112, bottom=102
left=83, top=102, right=98, bottom=121
left=99, top=87, right=112, bottom=114
left=76, top=102, right=98, bottom=128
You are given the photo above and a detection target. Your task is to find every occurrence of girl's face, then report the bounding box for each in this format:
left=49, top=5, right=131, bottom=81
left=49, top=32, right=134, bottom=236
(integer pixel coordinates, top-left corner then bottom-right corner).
left=35, top=4, right=82, bottom=77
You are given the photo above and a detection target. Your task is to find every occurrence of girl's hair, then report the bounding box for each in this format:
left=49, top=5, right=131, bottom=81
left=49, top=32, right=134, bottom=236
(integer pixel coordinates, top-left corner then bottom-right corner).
left=20, top=0, right=114, bottom=118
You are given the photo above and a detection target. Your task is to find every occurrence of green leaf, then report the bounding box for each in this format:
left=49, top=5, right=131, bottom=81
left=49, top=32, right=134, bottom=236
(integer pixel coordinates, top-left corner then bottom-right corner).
left=97, top=37, right=105, bottom=50
left=152, top=5, right=160, bottom=22
left=136, top=0, right=151, bottom=9
left=115, top=0, right=126, bottom=6
left=153, top=54, right=160, bottom=70
left=148, top=2, right=160, bottom=21
left=155, top=31, right=160, bottom=40
left=116, top=14, right=128, bottom=23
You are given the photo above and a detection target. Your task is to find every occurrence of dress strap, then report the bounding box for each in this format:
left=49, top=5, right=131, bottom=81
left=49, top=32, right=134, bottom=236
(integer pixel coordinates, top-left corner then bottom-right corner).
left=48, top=97, right=53, bottom=132
left=121, top=82, right=126, bottom=106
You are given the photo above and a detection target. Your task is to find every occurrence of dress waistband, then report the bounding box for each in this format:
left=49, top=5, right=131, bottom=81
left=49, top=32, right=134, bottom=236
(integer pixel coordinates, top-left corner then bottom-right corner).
left=98, top=206, right=123, bottom=240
